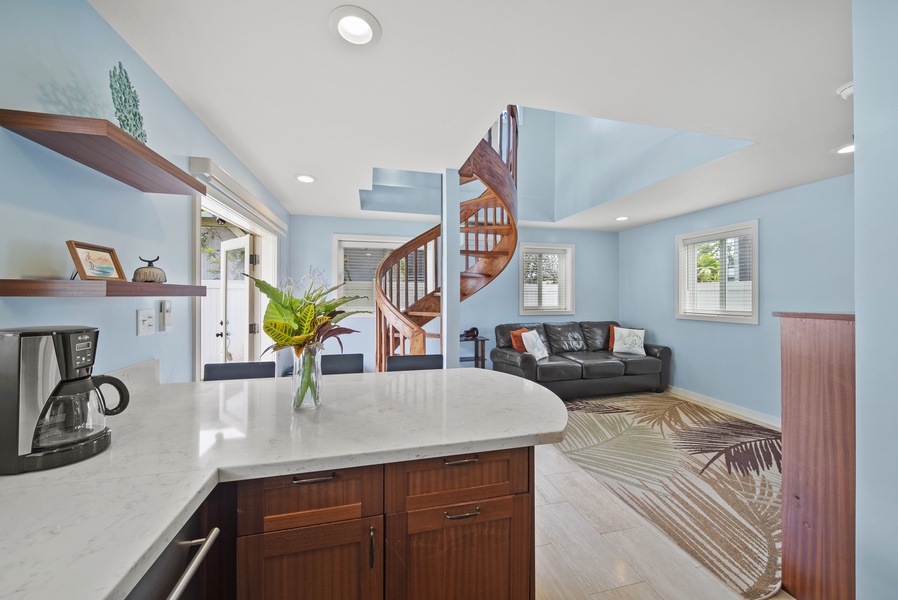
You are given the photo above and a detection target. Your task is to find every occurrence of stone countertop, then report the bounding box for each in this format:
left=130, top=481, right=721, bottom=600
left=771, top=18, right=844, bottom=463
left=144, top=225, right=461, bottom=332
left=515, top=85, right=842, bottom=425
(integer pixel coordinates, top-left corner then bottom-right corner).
left=0, top=368, right=567, bottom=600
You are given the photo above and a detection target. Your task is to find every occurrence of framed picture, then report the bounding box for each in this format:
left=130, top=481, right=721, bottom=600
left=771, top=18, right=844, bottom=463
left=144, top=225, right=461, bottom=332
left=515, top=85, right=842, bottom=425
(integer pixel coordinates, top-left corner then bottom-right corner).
left=66, top=240, right=126, bottom=281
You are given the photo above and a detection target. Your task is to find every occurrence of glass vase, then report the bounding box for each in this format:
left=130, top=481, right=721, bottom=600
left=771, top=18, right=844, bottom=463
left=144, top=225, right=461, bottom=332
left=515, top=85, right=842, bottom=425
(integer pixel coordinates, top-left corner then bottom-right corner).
left=291, top=343, right=322, bottom=410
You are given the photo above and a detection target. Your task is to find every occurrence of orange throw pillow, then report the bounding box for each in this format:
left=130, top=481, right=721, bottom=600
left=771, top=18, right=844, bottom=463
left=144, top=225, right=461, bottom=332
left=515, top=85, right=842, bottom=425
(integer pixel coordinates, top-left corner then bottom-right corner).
left=609, top=325, right=616, bottom=351
left=510, top=328, right=529, bottom=352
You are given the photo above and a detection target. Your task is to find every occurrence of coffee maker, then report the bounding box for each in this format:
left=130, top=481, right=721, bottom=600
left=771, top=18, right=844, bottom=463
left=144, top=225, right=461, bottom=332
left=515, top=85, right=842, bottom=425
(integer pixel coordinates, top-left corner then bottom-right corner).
left=0, top=326, right=129, bottom=475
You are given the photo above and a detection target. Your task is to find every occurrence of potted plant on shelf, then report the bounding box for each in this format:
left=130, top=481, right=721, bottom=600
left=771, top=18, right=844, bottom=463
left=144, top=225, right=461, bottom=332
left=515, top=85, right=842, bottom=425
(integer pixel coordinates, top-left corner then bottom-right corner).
left=251, top=270, right=367, bottom=410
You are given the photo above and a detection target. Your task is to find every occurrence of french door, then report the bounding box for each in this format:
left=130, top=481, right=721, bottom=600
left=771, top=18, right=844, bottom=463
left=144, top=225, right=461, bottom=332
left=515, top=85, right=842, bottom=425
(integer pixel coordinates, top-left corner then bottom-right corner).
left=218, top=235, right=254, bottom=362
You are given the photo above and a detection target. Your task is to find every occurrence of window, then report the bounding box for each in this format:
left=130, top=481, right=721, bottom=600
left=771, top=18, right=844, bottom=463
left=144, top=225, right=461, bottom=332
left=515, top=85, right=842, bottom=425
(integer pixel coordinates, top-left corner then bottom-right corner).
left=333, top=234, right=408, bottom=313
left=676, top=220, right=758, bottom=324
left=519, top=243, right=575, bottom=315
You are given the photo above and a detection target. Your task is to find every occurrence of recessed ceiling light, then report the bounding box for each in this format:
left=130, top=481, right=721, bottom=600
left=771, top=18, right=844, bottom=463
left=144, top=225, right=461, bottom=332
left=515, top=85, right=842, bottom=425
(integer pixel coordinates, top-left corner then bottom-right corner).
left=835, top=144, right=855, bottom=154
left=329, top=6, right=382, bottom=45
left=296, top=174, right=316, bottom=183
left=616, top=216, right=629, bottom=221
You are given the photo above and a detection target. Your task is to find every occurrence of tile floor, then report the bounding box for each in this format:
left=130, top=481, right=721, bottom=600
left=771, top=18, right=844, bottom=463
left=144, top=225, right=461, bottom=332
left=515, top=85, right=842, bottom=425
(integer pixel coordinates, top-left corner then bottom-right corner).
left=534, top=443, right=795, bottom=600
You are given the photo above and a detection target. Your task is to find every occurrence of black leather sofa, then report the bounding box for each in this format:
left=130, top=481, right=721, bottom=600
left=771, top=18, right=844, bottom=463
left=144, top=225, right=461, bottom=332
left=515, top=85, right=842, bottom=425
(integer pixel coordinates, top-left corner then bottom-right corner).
left=489, top=321, right=671, bottom=400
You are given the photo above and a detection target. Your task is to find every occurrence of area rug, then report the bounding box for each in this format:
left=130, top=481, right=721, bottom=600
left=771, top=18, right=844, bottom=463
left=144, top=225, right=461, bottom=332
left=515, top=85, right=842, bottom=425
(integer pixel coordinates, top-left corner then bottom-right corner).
left=558, top=392, right=782, bottom=600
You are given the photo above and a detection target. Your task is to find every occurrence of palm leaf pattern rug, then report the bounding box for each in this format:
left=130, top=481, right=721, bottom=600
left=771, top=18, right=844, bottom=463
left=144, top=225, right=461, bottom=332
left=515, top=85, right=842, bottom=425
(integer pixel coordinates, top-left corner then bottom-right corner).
left=560, top=392, right=782, bottom=599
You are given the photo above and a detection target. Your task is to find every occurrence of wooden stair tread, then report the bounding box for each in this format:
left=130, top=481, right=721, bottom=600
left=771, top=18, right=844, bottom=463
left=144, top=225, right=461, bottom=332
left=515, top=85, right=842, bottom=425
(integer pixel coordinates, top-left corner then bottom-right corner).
left=406, top=311, right=440, bottom=317
left=461, top=272, right=489, bottom=278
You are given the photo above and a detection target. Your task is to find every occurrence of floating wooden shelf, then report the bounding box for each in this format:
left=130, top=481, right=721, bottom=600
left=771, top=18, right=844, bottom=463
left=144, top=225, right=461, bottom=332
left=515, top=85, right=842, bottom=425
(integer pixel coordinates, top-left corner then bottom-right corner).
left=0, top=108, right=206, bottom=195
left=0, top=279, right=206, bottom=298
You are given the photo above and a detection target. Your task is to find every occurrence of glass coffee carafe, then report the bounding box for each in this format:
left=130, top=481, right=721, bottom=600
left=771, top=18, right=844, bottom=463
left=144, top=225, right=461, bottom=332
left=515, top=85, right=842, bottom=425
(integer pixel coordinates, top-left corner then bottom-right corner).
left=32, top=375, right=129, bottom=451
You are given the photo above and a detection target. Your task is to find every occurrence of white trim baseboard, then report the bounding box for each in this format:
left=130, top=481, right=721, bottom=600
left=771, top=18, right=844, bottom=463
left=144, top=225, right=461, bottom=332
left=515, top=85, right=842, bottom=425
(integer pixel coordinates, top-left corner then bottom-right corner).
left=668, top=386, right=780, bottom=429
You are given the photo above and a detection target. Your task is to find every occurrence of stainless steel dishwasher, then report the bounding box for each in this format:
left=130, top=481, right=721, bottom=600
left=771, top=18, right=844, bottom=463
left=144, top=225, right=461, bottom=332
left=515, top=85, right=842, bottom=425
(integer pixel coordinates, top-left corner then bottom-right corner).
left=125, top=508, right=219, bottom=600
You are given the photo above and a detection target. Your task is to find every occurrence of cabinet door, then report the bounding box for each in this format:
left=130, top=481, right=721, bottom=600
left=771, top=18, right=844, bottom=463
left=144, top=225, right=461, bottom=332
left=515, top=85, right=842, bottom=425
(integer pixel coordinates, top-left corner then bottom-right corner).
left=385, top=495, right=532, bottom=600
left=237, top=515, right=383, bottom=600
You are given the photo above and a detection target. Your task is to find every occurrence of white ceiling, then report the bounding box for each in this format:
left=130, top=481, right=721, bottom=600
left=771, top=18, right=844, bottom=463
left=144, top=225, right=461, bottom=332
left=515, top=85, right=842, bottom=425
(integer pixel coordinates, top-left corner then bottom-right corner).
left=88, top=0, right=853, bottom=232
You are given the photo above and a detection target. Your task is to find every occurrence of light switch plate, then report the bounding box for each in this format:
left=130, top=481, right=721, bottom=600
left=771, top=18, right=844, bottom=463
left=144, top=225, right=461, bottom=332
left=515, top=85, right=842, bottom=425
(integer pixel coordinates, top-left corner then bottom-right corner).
left=137, top=308, right=155, bottom=336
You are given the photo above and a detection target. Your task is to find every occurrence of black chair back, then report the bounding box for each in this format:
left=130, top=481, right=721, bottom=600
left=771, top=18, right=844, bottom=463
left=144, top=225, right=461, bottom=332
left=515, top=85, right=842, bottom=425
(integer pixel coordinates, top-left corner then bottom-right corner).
left=203, top=361, right=276, bottom=381
left=386, top=354, right=444, bottom=372
left=321, top=353, right=364, bottom=375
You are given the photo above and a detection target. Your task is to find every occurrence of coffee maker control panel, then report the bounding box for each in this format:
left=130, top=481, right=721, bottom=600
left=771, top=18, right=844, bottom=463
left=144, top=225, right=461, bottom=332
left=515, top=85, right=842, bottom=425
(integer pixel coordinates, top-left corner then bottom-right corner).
left=56, top=329, right=98, bottom=379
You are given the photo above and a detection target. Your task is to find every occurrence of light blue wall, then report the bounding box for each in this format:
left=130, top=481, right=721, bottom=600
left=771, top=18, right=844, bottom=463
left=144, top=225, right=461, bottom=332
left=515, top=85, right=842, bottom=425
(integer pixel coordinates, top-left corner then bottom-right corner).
left=853, top=0, right=898, bottom=593
left=290, top=215, right=618, bottom=370
left=0, top=0, right=288, bottom=382
left=619, top=175, right=854, bottom=419
left=288, top=215, right=438, bottom=371
left=461, top=226, right=619, bottom=365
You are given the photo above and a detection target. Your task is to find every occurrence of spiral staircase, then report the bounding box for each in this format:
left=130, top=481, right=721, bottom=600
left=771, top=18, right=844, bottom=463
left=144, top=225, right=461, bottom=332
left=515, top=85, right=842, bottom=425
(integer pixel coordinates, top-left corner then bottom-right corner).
left=374, top=107, right=519, bottom=371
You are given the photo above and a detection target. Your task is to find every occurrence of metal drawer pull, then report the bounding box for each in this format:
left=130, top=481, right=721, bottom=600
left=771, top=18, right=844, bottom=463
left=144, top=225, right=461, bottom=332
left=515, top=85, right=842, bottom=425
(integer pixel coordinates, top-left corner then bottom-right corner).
left=444, top=507, right=481, bottom=520
left=443, top=455, right=478, bottom=467
left=369, top=526, right=375, bottom=568
left=166, top=527, right=220, bottom=600
left=292, top=473, right=335, bottom=485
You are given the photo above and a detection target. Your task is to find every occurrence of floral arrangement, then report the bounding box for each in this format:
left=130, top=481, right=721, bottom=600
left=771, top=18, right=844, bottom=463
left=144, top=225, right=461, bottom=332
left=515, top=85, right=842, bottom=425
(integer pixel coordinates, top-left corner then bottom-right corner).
left=250, top=269, right=367, bottom=406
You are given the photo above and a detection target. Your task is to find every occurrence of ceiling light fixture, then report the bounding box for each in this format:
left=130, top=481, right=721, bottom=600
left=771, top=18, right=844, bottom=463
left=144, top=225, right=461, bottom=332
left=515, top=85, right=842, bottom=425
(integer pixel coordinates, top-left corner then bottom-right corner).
left=836, top=143, right=855, bottom=154
left=329, top=6, right=382, bottom=45
left=616, top=216, right=629, bottom=221
left=296, top=174, right=316, bottom=183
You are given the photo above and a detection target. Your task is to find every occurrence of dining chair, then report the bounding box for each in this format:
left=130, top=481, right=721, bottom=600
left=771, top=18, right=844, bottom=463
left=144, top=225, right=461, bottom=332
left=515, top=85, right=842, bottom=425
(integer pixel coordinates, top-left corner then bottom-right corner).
left=203, top=361, right=276, bottom=381
left=385, top=354, right=444, bottom=372
left=320, top=353, right=364, bottom=375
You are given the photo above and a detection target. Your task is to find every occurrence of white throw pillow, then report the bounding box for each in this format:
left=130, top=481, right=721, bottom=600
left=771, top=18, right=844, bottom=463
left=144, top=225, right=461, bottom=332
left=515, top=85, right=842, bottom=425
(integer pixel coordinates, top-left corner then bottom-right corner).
left=521, top=330, right=549, bottom=360
left=613, top=326, right=646, bottom=356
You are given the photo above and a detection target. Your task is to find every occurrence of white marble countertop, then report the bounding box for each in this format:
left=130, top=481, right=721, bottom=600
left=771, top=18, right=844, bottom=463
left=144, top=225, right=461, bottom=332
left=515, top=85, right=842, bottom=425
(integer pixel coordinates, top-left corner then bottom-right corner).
left=0, top=368, right=567, bottom=600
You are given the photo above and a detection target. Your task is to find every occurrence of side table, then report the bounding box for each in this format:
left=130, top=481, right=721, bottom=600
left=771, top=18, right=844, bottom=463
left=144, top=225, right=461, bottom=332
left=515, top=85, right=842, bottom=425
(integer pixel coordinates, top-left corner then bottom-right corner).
left=459, top=335, right=488, bottom=369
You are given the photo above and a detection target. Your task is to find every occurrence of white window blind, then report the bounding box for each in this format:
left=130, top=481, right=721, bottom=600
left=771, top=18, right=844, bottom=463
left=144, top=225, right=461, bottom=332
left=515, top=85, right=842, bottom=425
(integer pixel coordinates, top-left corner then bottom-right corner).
left=333, top=235, right=419, bottom=313
left=676, top=221, right=758, bottom=324
left=520, top=243, right=575, bottom=315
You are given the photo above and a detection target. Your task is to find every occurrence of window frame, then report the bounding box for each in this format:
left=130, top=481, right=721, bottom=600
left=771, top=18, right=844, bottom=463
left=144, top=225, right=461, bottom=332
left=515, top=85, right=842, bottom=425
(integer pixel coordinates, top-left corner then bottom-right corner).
left=332, top=233, right=410, bottom=317
left=675, top=220, right=759, bottom=324
left=518, top=242, right=576, bottom=316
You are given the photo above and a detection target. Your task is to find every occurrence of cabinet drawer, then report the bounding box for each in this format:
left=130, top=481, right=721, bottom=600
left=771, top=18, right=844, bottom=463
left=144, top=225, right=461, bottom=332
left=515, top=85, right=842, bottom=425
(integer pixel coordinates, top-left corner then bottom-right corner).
left=384, top=448, right=530, bottom=513
left=237, top=465, right=384, bottom=536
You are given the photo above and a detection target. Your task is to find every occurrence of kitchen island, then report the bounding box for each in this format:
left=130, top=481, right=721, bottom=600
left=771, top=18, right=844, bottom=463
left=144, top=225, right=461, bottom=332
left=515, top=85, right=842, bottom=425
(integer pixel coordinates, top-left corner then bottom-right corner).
left=0, top=368, right=567, bottom=599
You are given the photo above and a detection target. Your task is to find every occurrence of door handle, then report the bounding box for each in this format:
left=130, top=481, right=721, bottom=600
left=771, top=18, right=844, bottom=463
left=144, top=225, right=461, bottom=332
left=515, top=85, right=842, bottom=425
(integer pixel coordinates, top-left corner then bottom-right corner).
left=166, top=527, right=219, bottom=600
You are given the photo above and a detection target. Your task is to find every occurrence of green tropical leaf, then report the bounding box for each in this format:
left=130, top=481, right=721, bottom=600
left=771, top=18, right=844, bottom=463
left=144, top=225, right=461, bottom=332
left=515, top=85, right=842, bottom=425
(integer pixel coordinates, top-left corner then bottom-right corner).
left=263, top=320, right=297, bottom=346
left=296, top=303, right=316, bottom=335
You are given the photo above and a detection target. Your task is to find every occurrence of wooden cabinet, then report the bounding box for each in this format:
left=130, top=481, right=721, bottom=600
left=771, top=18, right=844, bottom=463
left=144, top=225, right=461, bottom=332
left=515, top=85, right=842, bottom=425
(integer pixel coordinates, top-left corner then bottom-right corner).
left=384, top=448, right=533, bottom=600
left=238, top=516, right=383, bottom=600
left=232, top=448, right=534, bottom=600
left=776, top=312, right=855, bottom=600
left=235, top=465, right=384, bottom=599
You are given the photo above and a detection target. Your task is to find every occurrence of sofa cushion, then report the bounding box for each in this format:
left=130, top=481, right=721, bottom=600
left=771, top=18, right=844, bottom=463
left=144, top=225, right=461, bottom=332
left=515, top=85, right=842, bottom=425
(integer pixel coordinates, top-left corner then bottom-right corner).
left=613, top=326, right=646, bottom=356
left=495, top=323, right=549, bottom=349
left=521, top=330, right=549, bottom=360
left=579, top=321, right=617, bottom=351
left=509, top=328, right=528, bottom=352
left=535, top=355, right=583, bottom=382
left=544, top=322, right=588, bottom=354
left=613, top=353, right=662, bottom=375
left=559, top=352, right=626, bottom=379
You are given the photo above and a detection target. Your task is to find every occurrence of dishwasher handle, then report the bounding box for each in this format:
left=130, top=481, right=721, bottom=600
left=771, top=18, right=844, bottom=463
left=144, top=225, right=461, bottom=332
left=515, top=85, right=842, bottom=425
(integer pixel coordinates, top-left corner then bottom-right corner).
left=165, top=527, right=220, bottom=600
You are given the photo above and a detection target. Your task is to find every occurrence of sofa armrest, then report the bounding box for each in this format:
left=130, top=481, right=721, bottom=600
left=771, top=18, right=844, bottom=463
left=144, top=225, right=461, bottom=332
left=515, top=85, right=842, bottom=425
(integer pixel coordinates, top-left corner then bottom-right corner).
left=644, top=343, right=672, bottom=391
left=489, top=347, right=537, bottom=380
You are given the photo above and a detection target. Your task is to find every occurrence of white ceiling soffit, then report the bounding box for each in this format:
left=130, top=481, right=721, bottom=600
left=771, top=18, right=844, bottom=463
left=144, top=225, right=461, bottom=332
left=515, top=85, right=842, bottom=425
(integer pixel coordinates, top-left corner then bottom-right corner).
left=88, top=0, right=853, bottom=232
